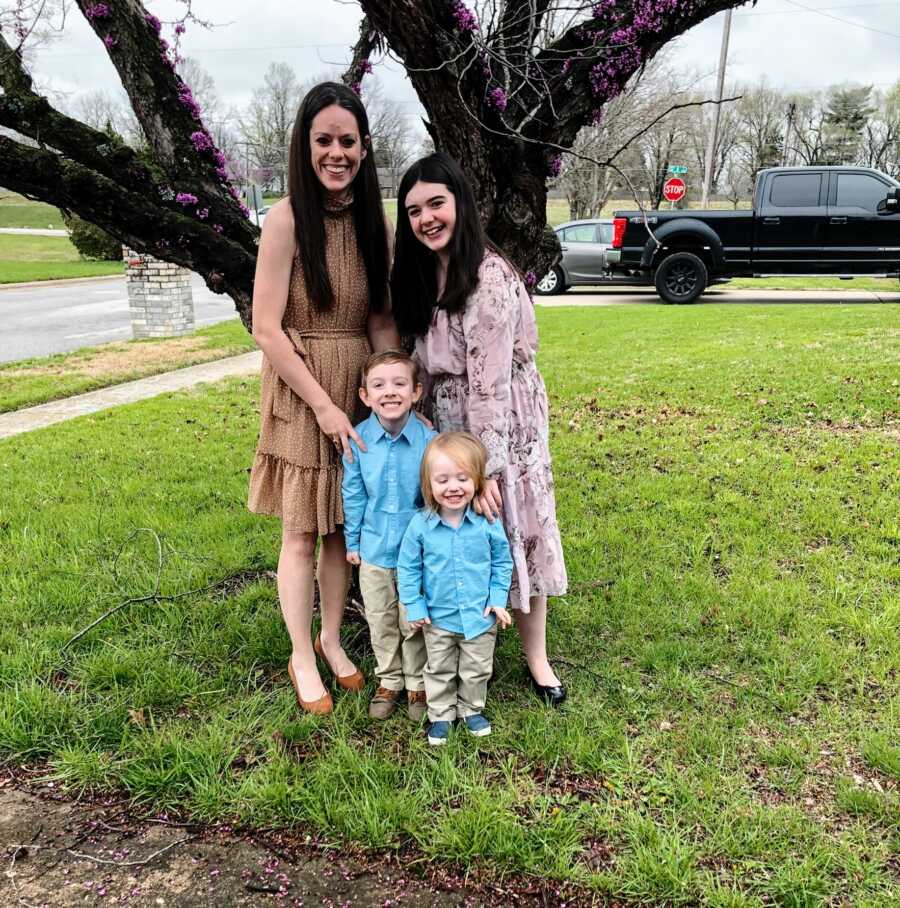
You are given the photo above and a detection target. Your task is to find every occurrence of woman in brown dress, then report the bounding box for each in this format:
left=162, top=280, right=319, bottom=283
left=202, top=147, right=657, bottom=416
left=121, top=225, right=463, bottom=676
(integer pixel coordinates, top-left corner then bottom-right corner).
left=248, top=82, right=399, bottom=714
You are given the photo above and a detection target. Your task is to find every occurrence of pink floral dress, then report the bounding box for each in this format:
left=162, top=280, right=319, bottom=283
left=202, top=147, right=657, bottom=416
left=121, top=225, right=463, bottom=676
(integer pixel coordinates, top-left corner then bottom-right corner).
left=415, top=251, right=567, bottom=611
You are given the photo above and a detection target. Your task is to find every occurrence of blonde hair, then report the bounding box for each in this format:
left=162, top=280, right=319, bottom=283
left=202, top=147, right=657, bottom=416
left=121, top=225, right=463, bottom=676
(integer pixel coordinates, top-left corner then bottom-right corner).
left=420, top=432, right=487, bottom=511
left=360, top=348, right=418, bottom=387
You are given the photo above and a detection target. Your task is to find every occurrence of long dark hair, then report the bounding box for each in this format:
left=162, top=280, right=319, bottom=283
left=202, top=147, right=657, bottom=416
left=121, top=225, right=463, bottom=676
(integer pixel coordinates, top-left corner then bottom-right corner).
left=287, top=82, right=388, bottom=313
left=390, top=152, right=486, bottom=337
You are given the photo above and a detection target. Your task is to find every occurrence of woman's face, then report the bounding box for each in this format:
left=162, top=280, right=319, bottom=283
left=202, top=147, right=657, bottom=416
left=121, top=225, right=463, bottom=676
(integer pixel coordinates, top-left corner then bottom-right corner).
left=404, top=180, right=457, bottom=257
left=309, top=103, right=367, bottom=195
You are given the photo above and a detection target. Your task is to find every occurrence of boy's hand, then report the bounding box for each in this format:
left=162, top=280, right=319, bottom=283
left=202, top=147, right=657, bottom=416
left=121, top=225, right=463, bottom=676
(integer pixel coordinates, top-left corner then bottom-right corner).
left=346, top=551, right=361, bottom=566
left=409, top=617, right=431, bottom=629
left=484, top=606, right=512, bottom=628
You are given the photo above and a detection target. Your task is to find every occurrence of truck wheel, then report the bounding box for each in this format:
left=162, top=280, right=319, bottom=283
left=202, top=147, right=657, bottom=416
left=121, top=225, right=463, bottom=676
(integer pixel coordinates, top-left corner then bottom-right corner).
left=654, top=252, right=708, bottom=304
left=535, top=267, right=565, bottom=296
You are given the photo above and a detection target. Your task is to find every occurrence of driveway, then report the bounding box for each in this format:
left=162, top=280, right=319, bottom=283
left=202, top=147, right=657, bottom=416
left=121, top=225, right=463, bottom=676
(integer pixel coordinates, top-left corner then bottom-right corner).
left=0, top=273, right=240, bottom=363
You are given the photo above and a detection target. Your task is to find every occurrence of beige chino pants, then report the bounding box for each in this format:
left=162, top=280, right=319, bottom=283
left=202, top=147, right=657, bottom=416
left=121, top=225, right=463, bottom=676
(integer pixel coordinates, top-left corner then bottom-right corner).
left=422, top=623, right=497, bottom=722
left=359, top=562, right=426, bottom=692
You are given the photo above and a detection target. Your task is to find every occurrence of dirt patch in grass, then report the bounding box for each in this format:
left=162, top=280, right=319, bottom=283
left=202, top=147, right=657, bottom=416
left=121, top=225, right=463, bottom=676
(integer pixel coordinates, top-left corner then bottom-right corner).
left=0, top=771, right=614, bottom=907
left=3, top=336, right=221, bottom=380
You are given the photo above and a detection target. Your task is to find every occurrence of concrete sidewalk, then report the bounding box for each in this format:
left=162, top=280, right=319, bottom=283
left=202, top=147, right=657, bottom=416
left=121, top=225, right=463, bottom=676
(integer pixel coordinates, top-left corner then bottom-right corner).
left=0, top=350, right=262, bottom=440
left=0, top=227, right=69, bottom=237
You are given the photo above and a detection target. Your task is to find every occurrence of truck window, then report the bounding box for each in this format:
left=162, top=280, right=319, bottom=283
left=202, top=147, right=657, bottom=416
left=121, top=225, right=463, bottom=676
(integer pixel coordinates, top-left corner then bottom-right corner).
left=563, top=225, right=597, bottom=243
left=597, top=224, right=614, bottom=244
left=768, top=173, right=822, bottom=208
left=835, top=173, right=890, bottom=210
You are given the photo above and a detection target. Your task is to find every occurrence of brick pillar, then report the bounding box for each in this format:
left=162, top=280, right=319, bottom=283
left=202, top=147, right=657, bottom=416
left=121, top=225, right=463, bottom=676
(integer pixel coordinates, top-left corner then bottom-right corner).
left=123, top=248, right=195, bottom=338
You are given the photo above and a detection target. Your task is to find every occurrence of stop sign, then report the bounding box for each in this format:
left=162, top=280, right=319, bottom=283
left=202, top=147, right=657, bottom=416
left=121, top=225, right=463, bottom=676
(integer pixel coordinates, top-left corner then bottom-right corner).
left=663, top=177, right=686, bottom=203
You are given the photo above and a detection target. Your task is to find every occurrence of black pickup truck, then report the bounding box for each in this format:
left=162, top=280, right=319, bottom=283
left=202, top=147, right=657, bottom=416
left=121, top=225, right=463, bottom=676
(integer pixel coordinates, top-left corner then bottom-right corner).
left=609, top=166, right=900, bottom=303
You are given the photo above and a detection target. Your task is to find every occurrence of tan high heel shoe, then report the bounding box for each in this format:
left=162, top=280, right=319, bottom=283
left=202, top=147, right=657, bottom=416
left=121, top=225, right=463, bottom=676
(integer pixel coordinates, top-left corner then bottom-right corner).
left=314, top=632, right=365, bottom=691
left=287, top=659, right=333, bottom=715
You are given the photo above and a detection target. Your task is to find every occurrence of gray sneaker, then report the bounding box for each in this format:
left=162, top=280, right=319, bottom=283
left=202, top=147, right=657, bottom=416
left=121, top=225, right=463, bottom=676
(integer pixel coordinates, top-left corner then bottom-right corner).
left=407, top=690, right=427, bottom=722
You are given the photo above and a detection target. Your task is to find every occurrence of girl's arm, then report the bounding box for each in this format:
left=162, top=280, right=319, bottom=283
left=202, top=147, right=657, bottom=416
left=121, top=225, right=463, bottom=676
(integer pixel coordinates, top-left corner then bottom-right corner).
left=464, top=258, right=517, bottom=518
left=251, top=201, right=364, bottom=460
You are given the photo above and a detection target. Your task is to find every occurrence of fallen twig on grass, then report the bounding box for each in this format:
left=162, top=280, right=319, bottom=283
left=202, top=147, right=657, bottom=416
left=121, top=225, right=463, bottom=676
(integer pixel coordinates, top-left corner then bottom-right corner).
left=706, top=671, right=787, bottom=713
left=68, top=834, right=194, bottom=867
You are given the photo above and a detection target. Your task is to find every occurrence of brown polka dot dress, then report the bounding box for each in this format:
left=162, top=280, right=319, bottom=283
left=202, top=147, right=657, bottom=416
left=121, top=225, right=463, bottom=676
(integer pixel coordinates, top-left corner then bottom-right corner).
left=248, top=200, right=370, bottom=536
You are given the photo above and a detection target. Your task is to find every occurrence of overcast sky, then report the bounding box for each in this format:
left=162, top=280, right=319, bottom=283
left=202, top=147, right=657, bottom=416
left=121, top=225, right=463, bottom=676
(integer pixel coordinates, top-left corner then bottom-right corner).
left=31, top=0, right=900, bottom=131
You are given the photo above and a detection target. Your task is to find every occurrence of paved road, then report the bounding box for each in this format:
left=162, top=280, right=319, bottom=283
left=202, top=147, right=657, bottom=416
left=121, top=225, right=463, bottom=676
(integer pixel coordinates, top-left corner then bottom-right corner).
left=2, top=275, right=897, bottom=364
left=0, top=273, right=240, bottom=363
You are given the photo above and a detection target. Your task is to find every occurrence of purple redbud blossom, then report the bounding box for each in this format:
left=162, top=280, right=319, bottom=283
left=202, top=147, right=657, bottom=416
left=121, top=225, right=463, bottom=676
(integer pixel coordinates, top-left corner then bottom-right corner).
left=175, top=192, right=198, bottom=206
left=488, top=87, right=507, bottom=112
left=239, top=203, right=251, bottom=218
left=159, top=37, right=169, bottom=52
left=175, top=23, right=186, bottom=35
left=451, top=1, right=478, bottom=32
left=213, top=224, right=224, bottom=234
left=524, top=270, right=537, bottom=288
left=177, top=84, right=202, bottom=120
left=190, top=131, right=214, bottom=152
left=215, top=165, right=229, bottom=180
left=548, top=154, right=562, bottom=178
left=103, top=34, right=117, bottom=49
left=196, top=207, right=209, bottom=220
left=360, top=60, right=373, bottom=74
left=144, top=12, right=162, bottom=34
left=228, top=185, right=241, bottom=200
left=350, top=81, right=362, bottom=95
left=85, top=4, right=110, bottom=20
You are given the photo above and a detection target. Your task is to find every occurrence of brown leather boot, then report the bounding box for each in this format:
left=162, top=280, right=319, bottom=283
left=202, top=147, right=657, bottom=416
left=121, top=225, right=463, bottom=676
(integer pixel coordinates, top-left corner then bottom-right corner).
left=407, top=690, right=427, bottom=722
left=368, top=687, right=400, bottom=719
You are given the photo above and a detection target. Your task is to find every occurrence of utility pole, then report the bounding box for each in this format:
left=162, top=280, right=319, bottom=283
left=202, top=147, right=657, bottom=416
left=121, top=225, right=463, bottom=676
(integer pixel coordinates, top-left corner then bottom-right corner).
left=781, top=102, right=796, bottom=167
left=701, top=10, right=733, bottom=209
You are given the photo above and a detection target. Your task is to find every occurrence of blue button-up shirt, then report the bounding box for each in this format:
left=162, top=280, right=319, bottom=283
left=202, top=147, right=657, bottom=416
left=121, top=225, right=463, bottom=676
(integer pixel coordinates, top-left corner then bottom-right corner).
left=341, top=412, right=437, bottom=569
left=397, top=508, right=513, bottom=640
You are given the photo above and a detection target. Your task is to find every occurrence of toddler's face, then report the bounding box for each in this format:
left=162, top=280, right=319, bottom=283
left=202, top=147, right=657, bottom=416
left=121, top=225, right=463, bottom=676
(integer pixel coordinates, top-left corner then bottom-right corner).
left=360, top=361, right=421, bottom=422
left=429, top=451, right=476, bottom=512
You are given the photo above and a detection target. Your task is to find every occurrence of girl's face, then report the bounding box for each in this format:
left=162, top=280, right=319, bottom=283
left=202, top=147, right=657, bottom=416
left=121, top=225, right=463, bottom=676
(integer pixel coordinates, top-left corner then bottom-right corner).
left=429, top=450, right=476, bottom=512
left=309, top=104, right=367, bottom=195
left=404, top=180, right=457, bottom=257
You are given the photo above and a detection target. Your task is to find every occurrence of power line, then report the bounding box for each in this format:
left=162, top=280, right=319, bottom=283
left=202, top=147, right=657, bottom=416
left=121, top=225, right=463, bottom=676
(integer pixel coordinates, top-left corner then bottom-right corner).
left=738, top=1, right=899, bottom=16
left=781, top=0, right=900, bottom=39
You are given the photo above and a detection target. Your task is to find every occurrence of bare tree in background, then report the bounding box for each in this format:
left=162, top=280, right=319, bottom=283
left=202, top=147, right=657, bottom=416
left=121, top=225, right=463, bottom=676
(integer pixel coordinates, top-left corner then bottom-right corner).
left=1, top=0, right=753, bottom=325
left=238, top=62, right=304, bottom=194
left=862, top=82, right=900, bottom=177
left=364, top=78, right=417, bottom=196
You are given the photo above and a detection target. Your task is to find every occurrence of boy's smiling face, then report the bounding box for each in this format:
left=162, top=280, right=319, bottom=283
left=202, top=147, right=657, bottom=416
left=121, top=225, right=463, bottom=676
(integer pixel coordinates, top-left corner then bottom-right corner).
left=360, top=360, right=421, bottom=430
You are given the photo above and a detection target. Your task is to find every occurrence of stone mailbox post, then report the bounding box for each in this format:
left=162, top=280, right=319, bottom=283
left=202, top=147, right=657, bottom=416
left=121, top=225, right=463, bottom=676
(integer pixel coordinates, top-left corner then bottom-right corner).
left=123, top=248, right=195, bottom=338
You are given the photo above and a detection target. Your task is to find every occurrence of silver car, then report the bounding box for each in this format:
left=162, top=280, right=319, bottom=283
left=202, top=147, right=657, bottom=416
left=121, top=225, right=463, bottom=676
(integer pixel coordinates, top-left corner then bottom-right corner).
left=535, top=218, right=621, bottom=295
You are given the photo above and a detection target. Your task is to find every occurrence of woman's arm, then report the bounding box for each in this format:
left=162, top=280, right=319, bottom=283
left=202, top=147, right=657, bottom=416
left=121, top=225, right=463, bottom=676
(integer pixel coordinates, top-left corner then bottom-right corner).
left=251, top=200, right=364, bottom=459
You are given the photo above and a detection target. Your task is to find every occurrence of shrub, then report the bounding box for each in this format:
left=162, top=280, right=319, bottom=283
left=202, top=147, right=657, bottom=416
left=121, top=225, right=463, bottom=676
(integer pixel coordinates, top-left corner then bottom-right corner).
left=62, top=213, right=122, bottom=262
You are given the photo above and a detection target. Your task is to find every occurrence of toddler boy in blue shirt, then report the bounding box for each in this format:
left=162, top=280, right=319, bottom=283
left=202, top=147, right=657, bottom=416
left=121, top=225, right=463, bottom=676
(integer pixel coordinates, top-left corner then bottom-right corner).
left=342, top=350, right=437, bottom=720
left=398, top=432, right=513, bottom=745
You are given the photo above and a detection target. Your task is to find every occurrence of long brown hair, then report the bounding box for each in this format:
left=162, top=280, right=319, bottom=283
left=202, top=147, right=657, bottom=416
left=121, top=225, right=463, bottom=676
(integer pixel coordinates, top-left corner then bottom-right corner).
left=390, top=153, right=487, bottom=337
left=287, top=82, right=388, bottom=313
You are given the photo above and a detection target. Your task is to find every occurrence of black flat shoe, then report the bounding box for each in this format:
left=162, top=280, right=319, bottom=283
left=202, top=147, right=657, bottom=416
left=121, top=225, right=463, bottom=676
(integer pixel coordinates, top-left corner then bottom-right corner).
left=529, top=671, right=567, bottom=707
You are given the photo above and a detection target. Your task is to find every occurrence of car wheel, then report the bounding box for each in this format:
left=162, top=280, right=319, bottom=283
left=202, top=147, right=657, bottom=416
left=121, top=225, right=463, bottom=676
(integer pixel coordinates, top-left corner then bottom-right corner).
left=654, top=252, right=708, bottom=304
left=535, top=266, right=565, bottom=296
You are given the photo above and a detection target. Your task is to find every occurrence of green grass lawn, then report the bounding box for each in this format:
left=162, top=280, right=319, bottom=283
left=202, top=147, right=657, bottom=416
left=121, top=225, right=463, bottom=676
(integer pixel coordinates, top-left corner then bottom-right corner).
left=0, top=320, right=254, bottom=414
left=0, top=234, right=123, bottom=283
left=0, top=192, right=66, bottom=230
left=1, top=305, right=897, bottom=904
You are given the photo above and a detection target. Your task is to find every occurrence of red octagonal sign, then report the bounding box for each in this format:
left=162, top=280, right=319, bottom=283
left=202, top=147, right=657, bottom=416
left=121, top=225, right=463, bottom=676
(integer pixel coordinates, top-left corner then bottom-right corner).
left=663, top=177, right=686, bottom=202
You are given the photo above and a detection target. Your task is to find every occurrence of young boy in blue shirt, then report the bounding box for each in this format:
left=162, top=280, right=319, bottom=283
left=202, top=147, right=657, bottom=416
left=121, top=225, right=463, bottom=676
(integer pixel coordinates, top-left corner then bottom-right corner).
left=342, top=350, right=437, bottom=720
left=398, top=432, right=513, bottom=745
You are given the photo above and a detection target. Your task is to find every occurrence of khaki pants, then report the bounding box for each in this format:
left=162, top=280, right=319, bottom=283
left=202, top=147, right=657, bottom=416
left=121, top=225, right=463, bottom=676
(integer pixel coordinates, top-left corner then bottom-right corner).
left=422, top=623, right=497, bottom=722
left=359, top=562, right=426, bottom=692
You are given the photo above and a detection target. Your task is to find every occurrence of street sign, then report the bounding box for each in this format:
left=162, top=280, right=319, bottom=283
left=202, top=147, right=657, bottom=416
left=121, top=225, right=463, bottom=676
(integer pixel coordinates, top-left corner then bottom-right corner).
left=663, top=177, right=686, bottom=203
left=668, top=165, right=688, bottom=174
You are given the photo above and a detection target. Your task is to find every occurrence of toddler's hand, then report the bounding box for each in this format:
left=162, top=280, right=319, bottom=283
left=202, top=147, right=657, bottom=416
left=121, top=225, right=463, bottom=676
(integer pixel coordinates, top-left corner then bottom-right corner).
left=485, top=606, right=512, bottom=628
left=346, top=551, right=361, bottom=566
left=410, top=617, right=431, bottom=629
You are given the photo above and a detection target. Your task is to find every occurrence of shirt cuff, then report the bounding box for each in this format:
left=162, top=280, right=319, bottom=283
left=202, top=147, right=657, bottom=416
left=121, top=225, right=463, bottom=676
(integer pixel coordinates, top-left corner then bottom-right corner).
left=404, top=599, right=429, bottom=623
left=487, top=588, right=509, bottom=609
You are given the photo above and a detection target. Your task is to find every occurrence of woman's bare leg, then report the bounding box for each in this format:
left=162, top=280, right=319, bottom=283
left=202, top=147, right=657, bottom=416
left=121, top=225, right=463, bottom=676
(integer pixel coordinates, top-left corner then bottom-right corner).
left=279, top=528, right=327, bottom=701
left=316, top=530, right=358, bottom=677
left=513, top=596, right=562, bottom=687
